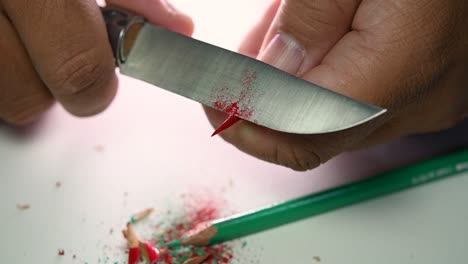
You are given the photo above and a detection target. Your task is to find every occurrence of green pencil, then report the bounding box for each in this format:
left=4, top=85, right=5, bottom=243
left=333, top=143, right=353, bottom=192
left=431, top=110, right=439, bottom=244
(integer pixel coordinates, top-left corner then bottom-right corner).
left=167, top=148, right=468, bottom=247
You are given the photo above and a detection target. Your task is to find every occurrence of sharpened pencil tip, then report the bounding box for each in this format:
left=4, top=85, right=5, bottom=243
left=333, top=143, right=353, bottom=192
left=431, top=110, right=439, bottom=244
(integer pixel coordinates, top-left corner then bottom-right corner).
left=210, top=115, right=240, bottom=137
left=211, top=130, right=220, bottom=137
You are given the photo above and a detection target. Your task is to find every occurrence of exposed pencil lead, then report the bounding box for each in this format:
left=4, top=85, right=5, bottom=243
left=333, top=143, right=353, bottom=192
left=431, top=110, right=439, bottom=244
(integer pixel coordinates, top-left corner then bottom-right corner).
left=211, top=115, right=240, bottom=137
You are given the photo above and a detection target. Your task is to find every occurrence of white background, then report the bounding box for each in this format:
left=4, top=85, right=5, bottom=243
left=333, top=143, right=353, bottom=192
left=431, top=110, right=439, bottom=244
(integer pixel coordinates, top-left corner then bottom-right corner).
left=1, top=0, right=468, bottom=263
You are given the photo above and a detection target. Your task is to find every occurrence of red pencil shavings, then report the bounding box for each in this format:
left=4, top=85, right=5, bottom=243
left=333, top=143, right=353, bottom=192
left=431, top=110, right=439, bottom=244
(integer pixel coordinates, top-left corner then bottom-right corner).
left=144, top=195, right=234, bottom=264
left=98, top=191, right=254, bottom=264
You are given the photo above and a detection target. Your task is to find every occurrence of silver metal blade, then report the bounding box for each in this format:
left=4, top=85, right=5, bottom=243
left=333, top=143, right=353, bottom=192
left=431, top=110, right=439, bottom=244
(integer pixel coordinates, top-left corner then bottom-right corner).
left=120, top=24, right=386, bottom=134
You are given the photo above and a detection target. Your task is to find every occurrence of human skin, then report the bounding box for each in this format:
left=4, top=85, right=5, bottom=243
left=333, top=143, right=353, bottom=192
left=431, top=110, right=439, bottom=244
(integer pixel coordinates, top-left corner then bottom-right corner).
left=0, top=0, right=193, bottom=124
left=2, top=0, right=467, bottom=171
left=204, top=0, right=468, bottom=171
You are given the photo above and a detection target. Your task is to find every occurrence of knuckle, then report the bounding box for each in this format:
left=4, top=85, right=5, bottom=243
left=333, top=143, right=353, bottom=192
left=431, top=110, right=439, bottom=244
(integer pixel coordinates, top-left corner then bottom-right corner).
left=51, top=48, right=113, bottom=96
left=275, top=143, right=321, bottom=171
left=292, top=148, right=321, bottom=171
left=1, top=97, right=53, bottom=125
left=280, top=0, right=358, bottom=44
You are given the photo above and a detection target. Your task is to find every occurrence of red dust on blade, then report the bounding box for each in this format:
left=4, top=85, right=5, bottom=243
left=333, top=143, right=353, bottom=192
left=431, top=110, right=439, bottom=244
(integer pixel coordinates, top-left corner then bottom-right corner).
left=211, top=69, right=257, bottom=136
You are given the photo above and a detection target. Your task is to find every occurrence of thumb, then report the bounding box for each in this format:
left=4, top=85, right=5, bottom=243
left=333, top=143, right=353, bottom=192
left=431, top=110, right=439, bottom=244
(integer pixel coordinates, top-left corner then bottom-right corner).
left=204, top=0, right=376, bottom=171
left=258, top=0, right=360, bottom=75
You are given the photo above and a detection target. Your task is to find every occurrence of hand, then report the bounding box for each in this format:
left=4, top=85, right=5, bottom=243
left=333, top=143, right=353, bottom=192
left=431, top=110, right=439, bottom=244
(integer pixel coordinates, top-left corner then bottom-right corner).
left=0, top=0, right=193, bottom=125
left=204, top=0, right=468, bottom=171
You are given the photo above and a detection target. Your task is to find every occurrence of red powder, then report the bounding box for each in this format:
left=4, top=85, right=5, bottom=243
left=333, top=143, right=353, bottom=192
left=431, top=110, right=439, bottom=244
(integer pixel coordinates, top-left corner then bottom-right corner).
left=225, top=102, right=239, bottom=115
left=241, top=69, right=257, bottom=90
left=213, top=68, right=257, bottom=118
left=149, top=195, right=233, bottom=264
left=58, top=249, right=65, bottom=256
left=214, top=101, right=226, bottom=110
left=212, top=68, right=257, bottom=135
left=161, top=250, right=172, bottom=264
left=187, top=203, right=218, bottom=226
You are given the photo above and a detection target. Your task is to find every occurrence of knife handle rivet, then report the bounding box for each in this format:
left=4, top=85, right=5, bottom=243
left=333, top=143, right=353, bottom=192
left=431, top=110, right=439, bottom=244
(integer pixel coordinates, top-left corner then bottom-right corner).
left=101, top=6, right=145, bottom=66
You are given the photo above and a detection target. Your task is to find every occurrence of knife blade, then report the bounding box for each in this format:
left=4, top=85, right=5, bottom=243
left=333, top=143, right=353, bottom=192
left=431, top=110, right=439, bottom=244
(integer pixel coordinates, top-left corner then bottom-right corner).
left=101, top=7, right=386, bottom=134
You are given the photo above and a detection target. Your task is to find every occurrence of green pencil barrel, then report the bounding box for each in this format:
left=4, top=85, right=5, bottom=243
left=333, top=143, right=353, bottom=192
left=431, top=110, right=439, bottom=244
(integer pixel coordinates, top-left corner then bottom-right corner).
left=209, top=148, right=468, bottom=245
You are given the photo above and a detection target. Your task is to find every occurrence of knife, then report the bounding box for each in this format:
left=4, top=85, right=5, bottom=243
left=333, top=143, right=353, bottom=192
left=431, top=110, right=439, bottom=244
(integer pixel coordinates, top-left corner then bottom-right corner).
left=101, top=6, right=386, bottom=134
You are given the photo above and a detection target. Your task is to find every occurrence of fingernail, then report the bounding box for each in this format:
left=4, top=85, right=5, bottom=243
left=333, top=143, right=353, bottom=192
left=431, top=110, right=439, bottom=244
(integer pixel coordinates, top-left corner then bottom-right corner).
left=258, top=33, right=305, bottom=75
left=160, top=0, right=180, bottom=14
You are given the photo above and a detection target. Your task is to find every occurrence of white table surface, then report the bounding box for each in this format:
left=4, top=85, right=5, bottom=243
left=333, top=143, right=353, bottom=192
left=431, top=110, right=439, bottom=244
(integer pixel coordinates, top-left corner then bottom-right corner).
left=1, top=1, right=468, bottom=263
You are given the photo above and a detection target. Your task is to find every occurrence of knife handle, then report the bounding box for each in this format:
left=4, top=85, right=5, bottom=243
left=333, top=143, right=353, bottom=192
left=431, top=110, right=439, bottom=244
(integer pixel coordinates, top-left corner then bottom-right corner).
left=101, top=6, right=145, bottom=66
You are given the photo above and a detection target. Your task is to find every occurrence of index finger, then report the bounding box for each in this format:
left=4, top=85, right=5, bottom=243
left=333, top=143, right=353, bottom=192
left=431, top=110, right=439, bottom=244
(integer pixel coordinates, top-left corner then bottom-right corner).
left=107, top=0, right=194, bottom=36
left=1, top=0, right=117, bottom=116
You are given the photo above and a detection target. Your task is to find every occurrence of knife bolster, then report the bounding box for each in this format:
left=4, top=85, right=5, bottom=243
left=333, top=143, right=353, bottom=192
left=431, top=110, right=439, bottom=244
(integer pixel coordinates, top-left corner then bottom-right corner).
left=101, top=6, right=145, bottom=66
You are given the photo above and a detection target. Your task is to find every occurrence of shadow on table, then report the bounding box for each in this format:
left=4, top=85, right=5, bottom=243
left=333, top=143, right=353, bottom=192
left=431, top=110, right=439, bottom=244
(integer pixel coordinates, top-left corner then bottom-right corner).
left=312, top=118, right=468, bottom=188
